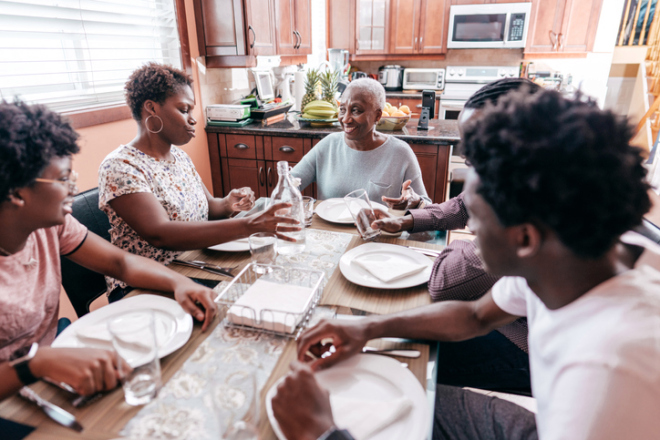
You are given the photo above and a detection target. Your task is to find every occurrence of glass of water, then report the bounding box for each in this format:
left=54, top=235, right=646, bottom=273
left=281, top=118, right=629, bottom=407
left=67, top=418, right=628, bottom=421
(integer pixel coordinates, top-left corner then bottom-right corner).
left=249, top=232, right=278, bottom=274
left=108, top=311, right=161, bottom=406
left=344, top=189, right=381, bottom=241
left=302, top=196, right=315, bottom=227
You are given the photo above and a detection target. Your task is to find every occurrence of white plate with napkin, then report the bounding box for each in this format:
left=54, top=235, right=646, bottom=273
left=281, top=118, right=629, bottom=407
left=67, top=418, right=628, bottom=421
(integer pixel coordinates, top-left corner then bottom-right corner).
left=316, top=198, right=388, bottom=225
left=339, top=243, right=433, bottom=289
left=266, top=354, right=429, bottom=440
left=52, top=294, right=192, bottom=367
left=208, top=237, right=250, bottom=252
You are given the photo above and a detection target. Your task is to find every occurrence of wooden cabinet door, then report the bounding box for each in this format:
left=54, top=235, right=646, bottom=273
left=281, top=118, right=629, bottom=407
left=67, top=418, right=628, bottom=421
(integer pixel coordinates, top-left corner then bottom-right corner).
left=356, top=0, right=390, bottom=54
left=294, top=0, right=313, bottom=54
left=558, top=0, right=603, bottom=53
left=418, top=0, right=449, bottom=54
left=274, top=0, right=297, bottom=55
left=525, top=0, right=565, bottom=54
left=244, top=0, right=277, bottom=56
left=194, top=0, right=246, bottom=56
left=222, top=159, right=268, bottom=198
left=328, top=0, right=356, bottom=53
left=390, top=0, right=421, bottom=54
left=411, top=144, right=437, bottom=202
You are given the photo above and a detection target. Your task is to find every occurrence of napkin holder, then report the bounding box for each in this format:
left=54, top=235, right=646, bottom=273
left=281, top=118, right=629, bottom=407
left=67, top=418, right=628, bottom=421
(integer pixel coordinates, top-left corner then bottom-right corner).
left=214, top=263, right=325, bottom=338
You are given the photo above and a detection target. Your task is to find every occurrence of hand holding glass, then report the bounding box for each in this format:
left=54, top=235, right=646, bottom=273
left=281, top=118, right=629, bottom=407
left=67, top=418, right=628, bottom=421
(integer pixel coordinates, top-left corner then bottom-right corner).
left=344, top=189, right=381, bottom=240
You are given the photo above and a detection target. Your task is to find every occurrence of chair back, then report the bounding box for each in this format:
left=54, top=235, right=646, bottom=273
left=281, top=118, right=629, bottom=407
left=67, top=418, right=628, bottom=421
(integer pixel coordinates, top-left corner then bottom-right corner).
left=60, top=188, right=111, bottom=317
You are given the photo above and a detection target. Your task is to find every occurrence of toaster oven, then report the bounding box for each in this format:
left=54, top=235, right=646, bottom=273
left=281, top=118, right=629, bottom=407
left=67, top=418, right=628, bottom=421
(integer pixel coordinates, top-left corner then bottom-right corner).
left=402, top=68, right=445, bottom=91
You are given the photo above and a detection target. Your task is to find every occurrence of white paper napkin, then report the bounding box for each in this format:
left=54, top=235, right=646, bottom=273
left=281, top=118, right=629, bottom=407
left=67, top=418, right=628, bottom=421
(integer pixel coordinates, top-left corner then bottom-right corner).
left=227, top=279, right=313, bottom=334
left=330, top=395, right=413, bottom=439
left=352, top=256, right=427, bottom=283
left=337, top=207, right=355, bottom=222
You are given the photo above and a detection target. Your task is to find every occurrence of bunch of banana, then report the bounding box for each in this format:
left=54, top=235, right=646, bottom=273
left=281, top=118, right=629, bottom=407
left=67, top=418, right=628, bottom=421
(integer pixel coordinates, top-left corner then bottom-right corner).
left=302, top=100, right=338, bottom=120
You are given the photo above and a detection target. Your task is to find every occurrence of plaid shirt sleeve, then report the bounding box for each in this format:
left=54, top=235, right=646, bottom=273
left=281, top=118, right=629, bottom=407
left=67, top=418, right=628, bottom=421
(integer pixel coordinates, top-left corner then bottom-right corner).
left=408, top=192, right=469, bottom=233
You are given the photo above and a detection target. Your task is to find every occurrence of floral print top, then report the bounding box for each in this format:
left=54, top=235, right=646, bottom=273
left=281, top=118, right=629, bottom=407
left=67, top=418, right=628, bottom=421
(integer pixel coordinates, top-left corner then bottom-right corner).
left=98, top=144, right=209, bottom=293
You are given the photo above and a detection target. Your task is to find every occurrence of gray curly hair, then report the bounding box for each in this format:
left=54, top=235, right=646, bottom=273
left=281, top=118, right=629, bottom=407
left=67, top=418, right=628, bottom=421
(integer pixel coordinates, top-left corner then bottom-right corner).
left=344, top=78, right=386, bottom=110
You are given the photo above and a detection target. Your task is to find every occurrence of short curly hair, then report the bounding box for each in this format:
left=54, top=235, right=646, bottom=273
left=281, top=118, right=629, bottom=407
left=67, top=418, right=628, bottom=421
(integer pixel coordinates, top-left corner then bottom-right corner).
left=344, top=78, right=386, bottom=110
left=465, top=77, right=541, bottom=110
left=125, top=62, right=193, bottom=121
left=0, top=100, right=80, bottom=202
left=463, top=89, right=651, bottom=259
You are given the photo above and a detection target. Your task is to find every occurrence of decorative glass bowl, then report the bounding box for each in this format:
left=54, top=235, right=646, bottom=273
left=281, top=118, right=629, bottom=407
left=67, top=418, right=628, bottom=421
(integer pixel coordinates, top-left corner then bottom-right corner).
left=376, top=115, right=410, bottom=131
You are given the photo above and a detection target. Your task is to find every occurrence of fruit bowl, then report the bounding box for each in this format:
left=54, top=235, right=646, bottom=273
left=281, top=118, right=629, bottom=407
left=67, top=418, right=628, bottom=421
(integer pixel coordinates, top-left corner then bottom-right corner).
left=376, top=115, right=410, bottom=131
left=296, top=115, right=338, bottom=127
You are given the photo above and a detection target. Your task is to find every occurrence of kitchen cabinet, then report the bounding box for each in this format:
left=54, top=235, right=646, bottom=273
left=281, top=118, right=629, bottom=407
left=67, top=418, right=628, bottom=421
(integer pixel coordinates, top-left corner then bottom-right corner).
left=194, top=0, right=247, bottom=57
left=525, top=0, right=603, bottom=56
left=356, top=0, right=390, bottom=54
left=244, top=0, right=278, bottom=56
left=274, top=0, right=312, bottom=55
left=390, top=0, right=448, bottom=54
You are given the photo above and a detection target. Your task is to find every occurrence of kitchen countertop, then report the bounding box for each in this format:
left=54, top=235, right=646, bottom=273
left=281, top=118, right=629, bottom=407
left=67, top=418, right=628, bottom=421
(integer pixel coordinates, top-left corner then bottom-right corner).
left=205, top=114, right=460, bottom=145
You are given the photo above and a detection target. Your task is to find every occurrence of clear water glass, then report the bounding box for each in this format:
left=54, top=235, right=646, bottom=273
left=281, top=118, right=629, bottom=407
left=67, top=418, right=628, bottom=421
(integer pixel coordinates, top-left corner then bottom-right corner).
left=344, top=189, right=381, bottom=241
left=108, top=311, right=161, bottom=406
left=249, top=232, right=278, bottom=274
left=302, top=196, right=315, bottom=227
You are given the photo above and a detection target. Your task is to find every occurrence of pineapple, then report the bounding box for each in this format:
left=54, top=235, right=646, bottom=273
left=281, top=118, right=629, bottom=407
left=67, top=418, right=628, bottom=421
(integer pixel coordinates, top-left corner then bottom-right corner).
left=301, top=69, right=320, bottom=111
left=321, top=71, right=339, bottom=108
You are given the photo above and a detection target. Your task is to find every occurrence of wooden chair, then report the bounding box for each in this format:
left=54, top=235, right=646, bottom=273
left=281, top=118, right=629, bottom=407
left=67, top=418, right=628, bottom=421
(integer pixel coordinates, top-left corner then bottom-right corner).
left=60, top=188, right=110, bottom=317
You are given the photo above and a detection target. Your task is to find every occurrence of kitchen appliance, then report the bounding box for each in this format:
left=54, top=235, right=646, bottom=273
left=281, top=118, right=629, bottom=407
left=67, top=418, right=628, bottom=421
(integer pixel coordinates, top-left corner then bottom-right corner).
left=206, top=104, right=251, bottom=122
left=352, top=71, right=368, bottom=80
left=448, top=3, right=531, bottom=49
left=328, top=48, right=350, bottom=78
left=402, top=68, right=445, bottom=91
left=418, top=90, right=436, bottom=130
left=252, top=69, right=275, bottom=102
left=378, top=65, right=404, bottom=91
left=439, top=65, right=518, bottom=120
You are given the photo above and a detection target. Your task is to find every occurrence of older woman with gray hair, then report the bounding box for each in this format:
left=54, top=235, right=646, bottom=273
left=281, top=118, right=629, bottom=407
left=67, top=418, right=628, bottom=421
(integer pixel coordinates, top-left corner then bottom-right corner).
left=291, top=78, right=431, bottom=209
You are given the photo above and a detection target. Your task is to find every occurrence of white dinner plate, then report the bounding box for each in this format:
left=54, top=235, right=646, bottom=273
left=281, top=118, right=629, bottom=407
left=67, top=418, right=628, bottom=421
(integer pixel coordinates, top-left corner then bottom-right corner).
left=208, top=238, right=250, bottom=252
left=53, top=294, right=193, bottom=367
left=266, top=354, right=430, bottom=440
left=316, top=198, right=388, bottom=225
left=339, top=243, right=433, bottom=289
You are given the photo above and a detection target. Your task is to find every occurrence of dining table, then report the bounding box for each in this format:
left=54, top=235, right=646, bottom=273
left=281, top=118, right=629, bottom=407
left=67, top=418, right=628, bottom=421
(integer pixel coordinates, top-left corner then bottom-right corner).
left=0, top=198, right=447, bottom=440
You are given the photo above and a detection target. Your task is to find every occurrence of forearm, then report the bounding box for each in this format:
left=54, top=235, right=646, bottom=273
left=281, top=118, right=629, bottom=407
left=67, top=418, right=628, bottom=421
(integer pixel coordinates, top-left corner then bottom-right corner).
left=107, top=251, right=199, bottom=292
left=141, top=218, right=251, bottom=250
left=0, top=363, right=24, bottom=400
left=207, top=197, right=234, bottom=220
left=409, top=193, right=469, bottom=233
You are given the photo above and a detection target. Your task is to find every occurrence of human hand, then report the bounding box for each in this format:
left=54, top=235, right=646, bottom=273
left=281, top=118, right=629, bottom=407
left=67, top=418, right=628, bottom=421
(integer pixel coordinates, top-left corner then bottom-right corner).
left=371, top=212, right=414, bottom=233
left=246, top=202, right=302, bottom=242
left=382, top=180, right=421, bottom=210
left=272, top=362, right=335, bottom=440
left=29, top=347, right=131, bottom=396
left=173, top=280, right=218, bottom=331
left=226, top=187, right=255, bottom=212
left=297, top=319, right=371, bottom=371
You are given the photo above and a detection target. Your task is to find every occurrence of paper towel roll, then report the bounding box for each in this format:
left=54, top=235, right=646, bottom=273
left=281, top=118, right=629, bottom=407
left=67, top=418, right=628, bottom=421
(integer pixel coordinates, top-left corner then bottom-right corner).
left=294, top=71, right=306, bottom=112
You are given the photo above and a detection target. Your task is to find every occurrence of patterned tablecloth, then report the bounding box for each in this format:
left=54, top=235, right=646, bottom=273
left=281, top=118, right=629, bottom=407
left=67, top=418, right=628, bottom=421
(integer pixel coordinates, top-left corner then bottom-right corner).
left=121, top=229, right=353, bottom=439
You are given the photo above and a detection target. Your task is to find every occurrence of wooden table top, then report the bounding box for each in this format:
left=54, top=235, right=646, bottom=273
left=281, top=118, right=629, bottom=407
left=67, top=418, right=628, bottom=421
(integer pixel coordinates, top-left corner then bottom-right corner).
left=0, top=213, right=444, bottom=439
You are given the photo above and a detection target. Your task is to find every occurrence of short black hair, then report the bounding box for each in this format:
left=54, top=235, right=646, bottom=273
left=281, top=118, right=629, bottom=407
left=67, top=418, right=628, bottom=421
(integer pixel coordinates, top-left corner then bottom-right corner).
left=0, top=100, right=80, bottom=202
left=125, top=62, right=193, bottom=121
left=463, top=89, right=651, bottom=259
left=465, top=78, right=541, bottom=110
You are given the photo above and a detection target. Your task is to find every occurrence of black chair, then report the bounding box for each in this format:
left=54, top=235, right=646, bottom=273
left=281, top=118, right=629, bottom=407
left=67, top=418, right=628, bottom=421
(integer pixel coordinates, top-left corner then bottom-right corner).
left=60, top=188, right=111, bottom=317
left=635, top=218, right=660, bottom=244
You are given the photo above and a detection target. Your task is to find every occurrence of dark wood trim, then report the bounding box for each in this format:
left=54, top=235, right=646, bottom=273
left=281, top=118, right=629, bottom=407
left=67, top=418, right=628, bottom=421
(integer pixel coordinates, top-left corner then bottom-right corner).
left=206, top=55, right=257, bottom=68
left=350, top=54, right=446, bottom=61
left=63, top=104, right=132, bottom=129
left=175, top=0, right=193, bottom=74
left=207, top=133, right=224, bottom=197
left=192, top=0, right=207, bottom=58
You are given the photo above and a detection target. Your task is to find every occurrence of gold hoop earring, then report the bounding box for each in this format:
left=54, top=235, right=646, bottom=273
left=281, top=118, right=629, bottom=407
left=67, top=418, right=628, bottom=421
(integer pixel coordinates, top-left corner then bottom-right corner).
left=145, top=115, right=163, bottom=134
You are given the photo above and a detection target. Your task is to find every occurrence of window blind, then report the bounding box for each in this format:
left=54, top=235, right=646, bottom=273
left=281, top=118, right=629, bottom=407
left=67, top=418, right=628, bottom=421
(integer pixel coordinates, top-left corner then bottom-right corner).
left=0, top=0, right=183, bottom=113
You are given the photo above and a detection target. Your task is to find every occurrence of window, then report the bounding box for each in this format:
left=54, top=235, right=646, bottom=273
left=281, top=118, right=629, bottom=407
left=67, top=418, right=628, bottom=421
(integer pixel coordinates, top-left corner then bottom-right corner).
left=0, top=0, right=183, bottom=114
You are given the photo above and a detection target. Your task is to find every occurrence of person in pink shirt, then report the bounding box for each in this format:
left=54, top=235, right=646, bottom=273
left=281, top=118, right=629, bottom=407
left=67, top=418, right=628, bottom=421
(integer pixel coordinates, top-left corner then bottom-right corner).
left=0, top=101, right=218, bottom=400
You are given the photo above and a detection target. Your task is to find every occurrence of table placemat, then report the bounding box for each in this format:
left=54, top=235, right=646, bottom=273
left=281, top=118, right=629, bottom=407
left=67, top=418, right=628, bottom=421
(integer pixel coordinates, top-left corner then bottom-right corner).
left=320, top=236, right=443, bottom=315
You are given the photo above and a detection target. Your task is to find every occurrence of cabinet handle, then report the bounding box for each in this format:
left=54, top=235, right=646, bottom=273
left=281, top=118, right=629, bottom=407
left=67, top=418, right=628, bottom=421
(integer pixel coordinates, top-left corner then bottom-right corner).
left=419, top=36, right=423, bottom=51
left=549, top=30, right=558, bottom=51
left=234, top=143, right=249, bottom=150
left=267, top=167, right=273, bottom=187
left=248, top=25, right=256, bottom=49
left=416, top=104, right=423, bottom=108
left=414, top=37, right=418, bottom=52
left=295, top=31, right=301, bottom=49
left=279, top=146, right=294, bottom=153
left=259, top=166, right=265, bottom=186
left=558, top=33, right=564, bottom=51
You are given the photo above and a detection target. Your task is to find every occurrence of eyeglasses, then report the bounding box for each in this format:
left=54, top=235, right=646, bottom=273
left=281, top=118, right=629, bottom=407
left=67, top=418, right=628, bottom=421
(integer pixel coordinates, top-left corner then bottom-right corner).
left=34, top=170, right=79, bottom=195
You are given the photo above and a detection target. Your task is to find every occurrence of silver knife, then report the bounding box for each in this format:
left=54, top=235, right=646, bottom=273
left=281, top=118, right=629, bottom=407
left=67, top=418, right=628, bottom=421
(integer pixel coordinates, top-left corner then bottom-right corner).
left=362, top=346, right=421, bottom=358
left=171, top=259, right=234, bottom=277
left=19, top=387, right=84, bottom=432
left=404, top=245, right=442, bottom=257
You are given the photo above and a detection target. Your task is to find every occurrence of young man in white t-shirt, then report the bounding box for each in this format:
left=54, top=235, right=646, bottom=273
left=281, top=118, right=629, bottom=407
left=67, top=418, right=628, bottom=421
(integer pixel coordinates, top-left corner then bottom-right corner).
left=270, top=89, right=660, bottom=440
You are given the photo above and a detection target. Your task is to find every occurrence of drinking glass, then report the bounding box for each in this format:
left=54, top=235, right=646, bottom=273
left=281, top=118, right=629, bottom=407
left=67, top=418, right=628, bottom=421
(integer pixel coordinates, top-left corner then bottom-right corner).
left=344, top=189, right=381, bottom=240
left=212, top=370, right=259, bottom=440
left=108, top=311, right=161, bottom=406
left=302, top=196, right=315, bottom=227
left=249, top=232, right=278, bottom=274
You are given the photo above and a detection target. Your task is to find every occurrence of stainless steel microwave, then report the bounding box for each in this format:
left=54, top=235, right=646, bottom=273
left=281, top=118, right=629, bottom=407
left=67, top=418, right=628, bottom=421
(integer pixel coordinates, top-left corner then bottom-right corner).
left=402, top=68, right=445, bottom=91
left=447, top=3, right=532, bottom=49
